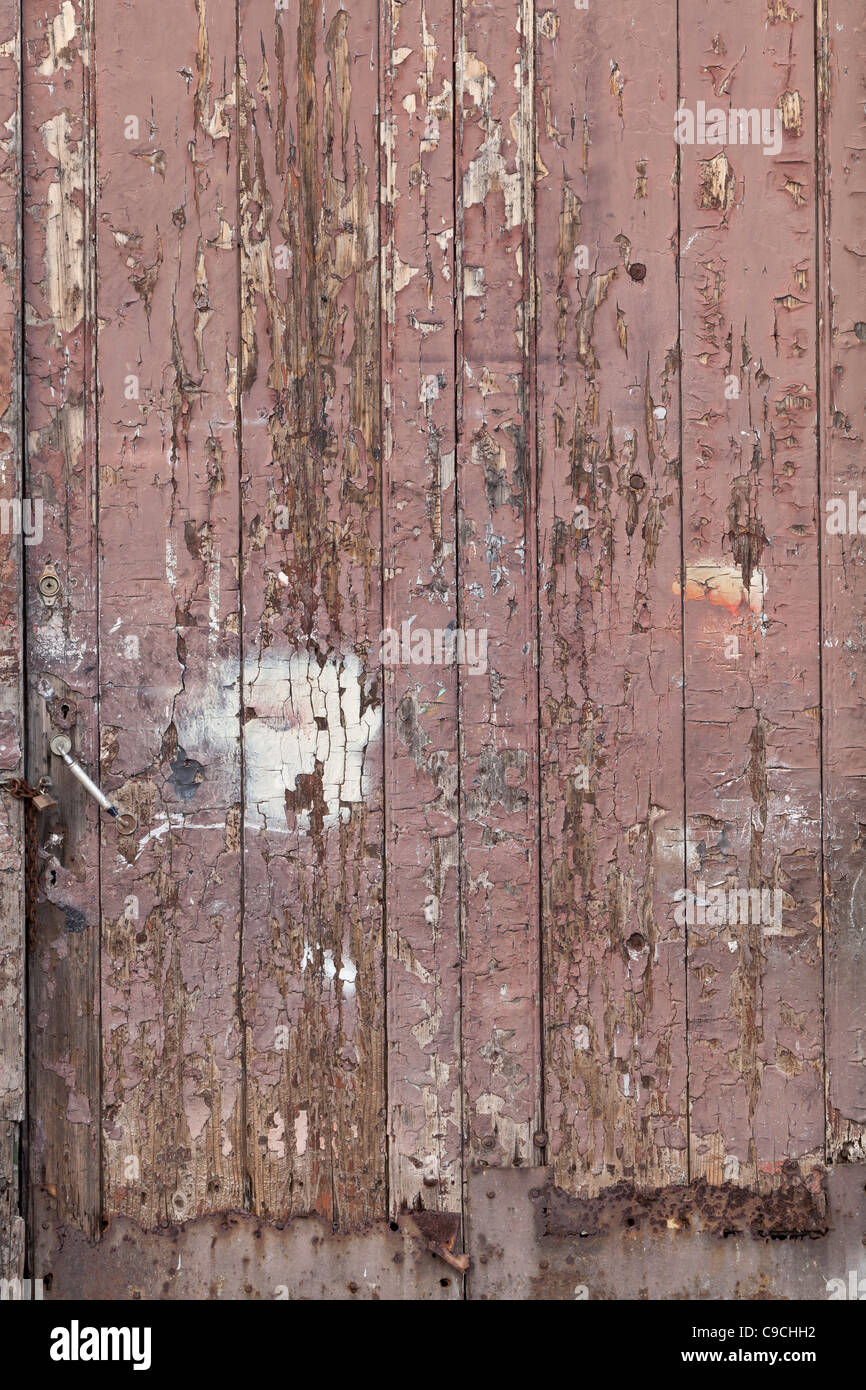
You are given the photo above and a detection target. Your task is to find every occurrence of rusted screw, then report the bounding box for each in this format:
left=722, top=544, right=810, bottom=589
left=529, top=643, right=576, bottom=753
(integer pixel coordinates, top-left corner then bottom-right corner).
left=628, top=262, right=647, bottom=281
left=533, top=1130, right=549, bottom=1148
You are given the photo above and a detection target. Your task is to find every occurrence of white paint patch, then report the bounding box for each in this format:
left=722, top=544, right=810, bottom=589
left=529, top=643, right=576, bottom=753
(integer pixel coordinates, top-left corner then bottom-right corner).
left=38, top=2, right=77, bottom=77
left=208, top=551, right=221, bottom=649
left=267, top=1110, right=286, bottom=1159
left=165, top=534, right=177, bottom=588
left=294, top=1110, right=308, bottom=1157
left=300, top=940, right=358, bottom=999
left=244, top=647, right=382, bottom=832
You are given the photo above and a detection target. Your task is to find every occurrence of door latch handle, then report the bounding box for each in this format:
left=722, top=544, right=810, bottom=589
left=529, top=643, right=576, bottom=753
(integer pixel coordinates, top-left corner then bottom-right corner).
left=49, top=736, right=137, bottom=835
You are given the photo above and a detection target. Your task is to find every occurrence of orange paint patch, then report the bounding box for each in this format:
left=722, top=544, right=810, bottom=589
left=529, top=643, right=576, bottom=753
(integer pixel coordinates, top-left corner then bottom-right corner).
left=674, top=561, right=767, bottom=615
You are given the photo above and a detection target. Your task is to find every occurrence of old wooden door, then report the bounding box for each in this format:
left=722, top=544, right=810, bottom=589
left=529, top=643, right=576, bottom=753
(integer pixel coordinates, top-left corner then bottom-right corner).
left=1, top=0, right=864, bottom=1299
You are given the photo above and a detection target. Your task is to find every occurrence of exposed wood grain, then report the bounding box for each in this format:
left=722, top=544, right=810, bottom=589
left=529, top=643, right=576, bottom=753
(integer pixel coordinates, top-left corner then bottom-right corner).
left=381, top=0, right=462, bottom=1212
left=0, top=0, right=23, bottom=1282
left=535, top=0, right=688, bottom=1194
left=819, top=0, right=866, bottom=1162
left=10, top=0, right=864, bottom=1277
left=456, top=0, right=542, bottom=1174
left=237, top=0, right=386, bottom=1227
left=680, top=0, right=824, bottom=1187
left=97, top=0, right=244, bottom=1224
left=23, top=0, right=101, bottom=1258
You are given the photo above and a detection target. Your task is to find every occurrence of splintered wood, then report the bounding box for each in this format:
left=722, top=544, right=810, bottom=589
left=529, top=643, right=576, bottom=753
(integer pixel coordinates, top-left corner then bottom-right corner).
left=6, top=0, right=864, bottom=1261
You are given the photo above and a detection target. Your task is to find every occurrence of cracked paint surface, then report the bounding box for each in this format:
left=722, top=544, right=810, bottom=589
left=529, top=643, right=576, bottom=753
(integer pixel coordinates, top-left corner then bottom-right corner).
left=9, top=0, right=864, bottom=1277
left=536, top=0, right=687, bottom=1194
left=680, top=0, right=823, bottom=1189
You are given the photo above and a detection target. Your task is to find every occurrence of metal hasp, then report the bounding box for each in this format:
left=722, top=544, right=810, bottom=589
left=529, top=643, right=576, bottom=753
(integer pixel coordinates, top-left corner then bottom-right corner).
left=49, top=736, right=137, bottom=835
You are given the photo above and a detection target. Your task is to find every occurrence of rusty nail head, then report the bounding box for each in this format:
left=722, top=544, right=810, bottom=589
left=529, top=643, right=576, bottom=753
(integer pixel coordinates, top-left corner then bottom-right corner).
left=486, top=1189, right=496, bottom=1199
left=481, top=1135, right=496, bottom=1151
left=628, top=262, right=647, bottom=281
left=533, top=1131, right=548, bottom=1147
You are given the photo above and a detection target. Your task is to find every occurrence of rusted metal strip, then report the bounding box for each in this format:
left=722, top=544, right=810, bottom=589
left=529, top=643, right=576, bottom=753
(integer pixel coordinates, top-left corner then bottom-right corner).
left=0, top=0, right=23, bottom=1283
left=456, top=0, right=542, bottom=1175
left=818, top=0, right=866, bottom=1162
left=237, top=0, right=386, bottom=1227
left=23, top=0, right=101, bottom=1259
left=535, top=0, right=688, bottom=1194
left=96, top=0, right=244, bottom=1223
left=380, top=0, right=462, bottom=1214
left=35, top=1164, right=865, bottom=1300
left=679, top=0, right=824, bottom=1186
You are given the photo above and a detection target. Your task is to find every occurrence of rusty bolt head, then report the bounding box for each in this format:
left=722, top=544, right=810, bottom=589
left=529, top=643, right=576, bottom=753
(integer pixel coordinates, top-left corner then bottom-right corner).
left=628, top=262, right=647, bottom=281
left=533, top=1130, right=549, bottom=1148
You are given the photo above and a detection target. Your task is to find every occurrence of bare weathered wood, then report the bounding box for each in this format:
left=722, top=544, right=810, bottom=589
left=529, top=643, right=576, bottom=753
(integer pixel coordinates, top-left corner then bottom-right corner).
left=819, top=0, right=866, bottom=1162
left=456, top=0, right=542, bottom=1174
left=680, top=1, right=824, bottom=1187
left=381, top=0, right=462, bottom=1212
left=24, top=0, right=101, bottom=1256
left=11, top=0, right=864, bottom=1287
left=237, top=0, right=386, bottom=1227
left=97, top=0, right=244, bottom=1223
left=0, top=0, right=23, bottom=1282
left=535, top=0, right=688, bottom=1194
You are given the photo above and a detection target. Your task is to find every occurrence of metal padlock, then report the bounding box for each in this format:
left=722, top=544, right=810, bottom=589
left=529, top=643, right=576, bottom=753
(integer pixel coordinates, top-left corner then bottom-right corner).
left=31, top=778, right=57, bottom=812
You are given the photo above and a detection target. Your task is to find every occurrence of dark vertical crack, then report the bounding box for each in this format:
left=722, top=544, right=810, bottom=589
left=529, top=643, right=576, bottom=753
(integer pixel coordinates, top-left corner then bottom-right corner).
left=376, top=0, right=391, bottom=1226
left=452, top=0, right=468, bottom=1296
left=675, top=0, right=691, bottom=1183
left=19, top=0, right=32, bottom=1285
left=813, top=0, right=828, bottom=1162
left=528, top=0, right=546, bottom=1173
left=234, top=0, right=250, bottom=1214
left=85, top=0, right=104, bottom=1243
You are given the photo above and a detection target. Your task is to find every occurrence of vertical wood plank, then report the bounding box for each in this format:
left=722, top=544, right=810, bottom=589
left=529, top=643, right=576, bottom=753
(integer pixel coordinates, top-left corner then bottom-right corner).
left=456, top=0, right=542, bottom=1173
left=680, top=0, right=824, bottom=1187
left=237, top=0, right=386, bottom=1226
left=23, top=0, right=101, bottom=1255
left=0, top=0, right=23, bottom=1281
left=381, top=0, right=462, bottom=1212
left=97, top=0, right=244, bottom=1223
left=819, top=0, right=866, bottom=1162
left=535, top=0, right=688, bottom=1193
